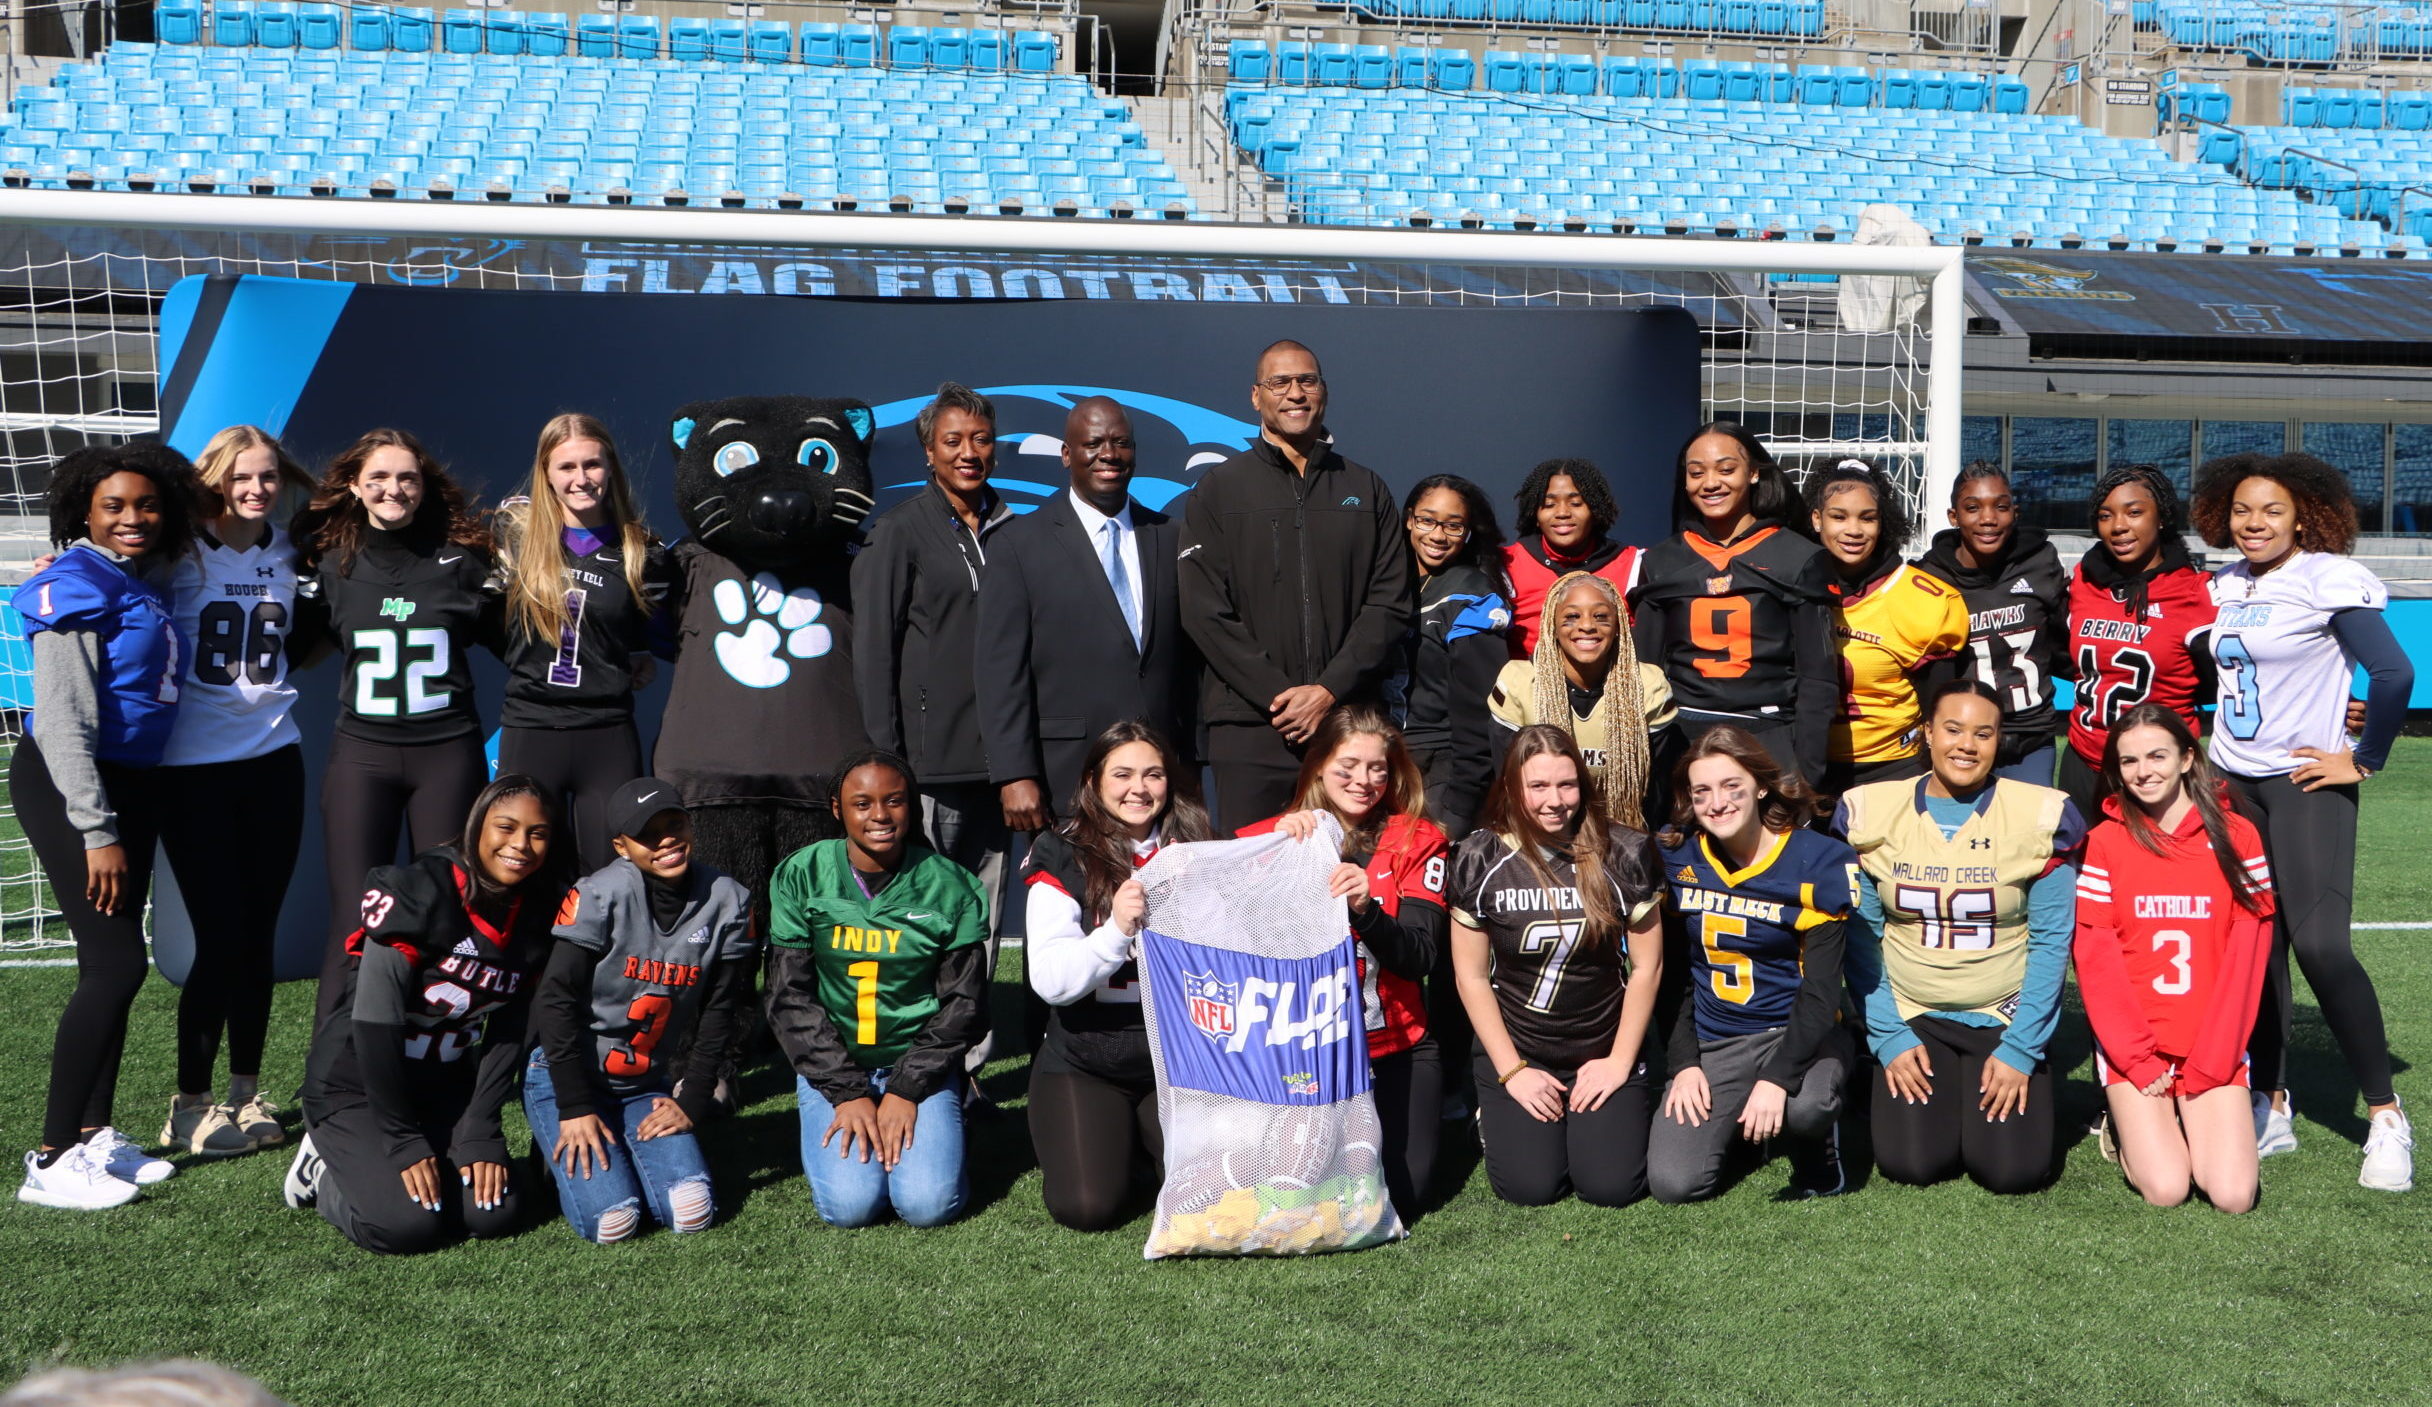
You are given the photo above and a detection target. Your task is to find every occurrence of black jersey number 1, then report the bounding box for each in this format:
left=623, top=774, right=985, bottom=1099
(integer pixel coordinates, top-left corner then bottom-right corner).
left=352, top=627, right=454, bottom=716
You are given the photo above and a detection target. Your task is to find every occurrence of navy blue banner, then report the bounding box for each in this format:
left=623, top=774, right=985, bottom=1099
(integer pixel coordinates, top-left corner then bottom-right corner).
left=1144, top=929, right=1370, bottom=1106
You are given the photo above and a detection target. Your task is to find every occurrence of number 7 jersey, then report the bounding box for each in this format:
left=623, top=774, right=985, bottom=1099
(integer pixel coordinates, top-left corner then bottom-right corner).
left=1446, top=827, right=1665, bottom=1069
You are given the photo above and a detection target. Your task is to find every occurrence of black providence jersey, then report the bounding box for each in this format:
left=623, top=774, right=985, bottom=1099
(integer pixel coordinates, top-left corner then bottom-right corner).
left=1630, top=523, right=1836, bottom=719
left=499, top=515, right=678, bottom=730
left=308, top=537, right=496, bottom=745
left=551, top=857, right=757, bottom=1088
left=1446, top=827, right=1665, bottom=1069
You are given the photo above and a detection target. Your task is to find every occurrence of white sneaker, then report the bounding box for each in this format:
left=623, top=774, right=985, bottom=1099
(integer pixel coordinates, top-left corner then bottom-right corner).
left=2361, top=1106, right=2415, bottom=1193
left=81, top=1126, right=175, bottom=1185
left=18, top=1146, right=140, bottom=1210
left=2254, top=1092, right=2299, bottom=1158
left=282, top=1133, right=323, bottom=1210
left=2095, top=1113, right=2119, bottom=1165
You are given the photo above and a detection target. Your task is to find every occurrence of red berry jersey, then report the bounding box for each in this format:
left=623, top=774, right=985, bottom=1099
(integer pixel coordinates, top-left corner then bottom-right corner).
left=2065, top=563, right=2216, bottom=765
left=2072, top=800, right=2274, bottom=1096
left=1236, top=811, right=1446, bottom=1058
left=1503, top=536, right=1640, bottom=658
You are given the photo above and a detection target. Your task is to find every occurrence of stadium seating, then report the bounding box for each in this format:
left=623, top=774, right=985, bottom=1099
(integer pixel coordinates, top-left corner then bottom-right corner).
left=2215, top=123, right=2432, bottom=230
left=1346, top=0, right=1828, bottom=37
left=0, top=42, right=1190, bottom=215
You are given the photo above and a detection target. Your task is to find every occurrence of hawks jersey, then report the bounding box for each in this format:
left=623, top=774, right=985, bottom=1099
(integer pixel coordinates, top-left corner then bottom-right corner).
left=306, top=537, right=495, bottom=746
left=1836, top=777, right=2084, bottom=1024
left=12, top=543, right=181, bottom=766
left=342, top=848, right=554, bottom=1063
left=2065, top=563, right=2215, bottom=765
left=1503, top=536, right=1639, bottom=657
left=1238, top=811, right=1447, bottom=1058
left=1446, top=826, right=1664, bottom=1069
left=499, top=515, right=678, bottom=730
left=2076, top=805, right=2273, bottom=1068
left=552, top=857, right=757, bottom=1090
left=159, top=525, right=300, bottom=766
left=1629, top=524, right=1836, bottom=720
left=1829, top=562, right=1969, bottom=764
left=768, top=839, right=988, bottom=1068
left=2206, top=552, right=2386, bottom=779
left=1913, top=528, right=2071, bottom=752
left=1662, top=826, right=1859, bottom=1042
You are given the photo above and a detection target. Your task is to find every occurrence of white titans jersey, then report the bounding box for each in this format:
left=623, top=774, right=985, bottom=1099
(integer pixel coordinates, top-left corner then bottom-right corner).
left=2207, top=550, right=2386, bottom=779
left=159, top=526, right=302, bottom=766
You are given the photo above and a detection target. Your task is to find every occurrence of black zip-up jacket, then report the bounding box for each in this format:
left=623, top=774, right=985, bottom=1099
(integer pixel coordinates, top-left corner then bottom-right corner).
left=1177, top=436, right=1414, bottom=728
left=1913, top=525, right=2073, bottom=760
left=851, top=482, right=1015, bottom=785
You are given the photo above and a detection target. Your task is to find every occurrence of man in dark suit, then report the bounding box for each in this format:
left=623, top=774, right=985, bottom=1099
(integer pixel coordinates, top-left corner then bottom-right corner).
left=976, top=397, right=1195, bottom=831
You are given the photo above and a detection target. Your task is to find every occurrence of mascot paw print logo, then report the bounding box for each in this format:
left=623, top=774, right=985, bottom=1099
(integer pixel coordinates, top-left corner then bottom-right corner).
left=712, top=572, right=832, bottom=689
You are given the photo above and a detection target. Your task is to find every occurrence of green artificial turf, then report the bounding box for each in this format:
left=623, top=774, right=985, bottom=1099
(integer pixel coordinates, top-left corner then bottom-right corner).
left=0, top=745, right=2428, bottom=1405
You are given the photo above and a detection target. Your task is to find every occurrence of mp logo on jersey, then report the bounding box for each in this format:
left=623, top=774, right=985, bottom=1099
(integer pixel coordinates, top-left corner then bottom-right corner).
left=1145, top=932, right=1371, bottom=1106
left=379, top=597, right=417, bottom=622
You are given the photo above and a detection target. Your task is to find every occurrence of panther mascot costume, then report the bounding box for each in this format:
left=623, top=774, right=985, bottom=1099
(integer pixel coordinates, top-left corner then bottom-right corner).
left=656, top=395, right=877, bottom=907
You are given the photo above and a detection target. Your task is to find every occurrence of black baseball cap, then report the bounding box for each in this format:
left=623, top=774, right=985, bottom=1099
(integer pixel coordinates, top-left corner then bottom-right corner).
left=607, top=777, right=688, bottom=842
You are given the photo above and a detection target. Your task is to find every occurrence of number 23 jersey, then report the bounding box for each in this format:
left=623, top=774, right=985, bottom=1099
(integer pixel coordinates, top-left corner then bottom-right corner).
left=1446, top=827, right=1664, bottom=1069
left=159, top=525, right=300, bottom=766
left=310, top=538, right=495, bottom=746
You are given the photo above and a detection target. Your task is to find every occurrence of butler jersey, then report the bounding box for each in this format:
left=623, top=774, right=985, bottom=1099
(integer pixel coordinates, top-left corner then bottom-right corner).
left=552, top=857, right=756, bottom=1088
left=159, top=525, right=300, bottom=766
left=1630, top=524, right=1836, bottom=720
left=1238, top=811, right=1446, bottom=1058
left=1836, top=777, right=2083, bottom=1024
left=767, top=840, right=988, bottom=1068
left=498, top=514, right=678, bottom=730
left=2077, top=806, right=2273, bottom=1063
left=307, top=541, right=495, bottom=746
left=1446, top=827, right=1664, bottom=1069
left=2066, top=563, right=2215, bottom=764
left=1829, top=563, right=1969, bottom=764
left=1662, top=827, right=1858, bottom=1042
left=343, top=849, right=552, bottom=1062
left=2206, top=551, right=2386, bottom=779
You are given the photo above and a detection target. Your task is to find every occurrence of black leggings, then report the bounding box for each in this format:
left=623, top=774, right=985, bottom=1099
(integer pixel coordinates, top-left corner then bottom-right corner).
left=2232, top=772, right=2393, bottom=1106
left=1870, top=1017, right=2053, bottom=1194
left=1472, top=1051, right=1652, bottom=1207
left=315, top=731, right=487, bottom=1032
left=157, top=744, right=304, bottom=1094
left=1029, top=1055, right=1163, bottom=1232
left=1374, top=1042, right=1442, bottom=1218
left=12, top=739, right=164, bottom=1150
left=497, top=719, right=642, bottom=877
left=308, top=1091, right=523, bottom=1255
left=2056, top=746, right=2103, bottom=821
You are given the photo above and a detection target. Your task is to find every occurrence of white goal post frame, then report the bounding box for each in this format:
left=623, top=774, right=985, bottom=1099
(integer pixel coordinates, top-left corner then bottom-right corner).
left=0, top=189, right=1968, bottom=531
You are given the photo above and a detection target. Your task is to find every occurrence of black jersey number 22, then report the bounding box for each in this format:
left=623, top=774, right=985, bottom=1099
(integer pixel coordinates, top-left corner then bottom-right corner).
left=352, top=627, right=454, bottom=716
left=194, top=599, right=289, bottom=687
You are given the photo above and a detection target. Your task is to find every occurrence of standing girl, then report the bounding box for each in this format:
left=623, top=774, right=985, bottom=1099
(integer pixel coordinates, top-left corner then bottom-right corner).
left=295, top=429, right=499, bottom=1032
left=154, top=426, right=316, bottom=1159
left=12, top=445, right=197, bottom=1209
left=1806, top=460, right=1969, bottom=793
left=1914, top=462, right=2072, bottom=785
left=1447, top=725, right=1666, bottom=1208
left=1026, top=722, right=1212, bottom=1231
left=1629, top=422, right=1838, bottom=788
left=1239, top=705, right=1451, bottom=1218
left=2075, top=703, right=2273, bottom=1213
left=2193, top=452, right=2414, bottom=1189
left=1399, top=474, right=1511, bottom=839
left=1501, top=458, right=1639, bottom=659
left=2062, top=463, right=2216, bottom=816
left=494, top=414, right=676, bottom=875
left=767, top=751, right=990, bottom=1228
left=1488, top=572, right=1677, bottom=829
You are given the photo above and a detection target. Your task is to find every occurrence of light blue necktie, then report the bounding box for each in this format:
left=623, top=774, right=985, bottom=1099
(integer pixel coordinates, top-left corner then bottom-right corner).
left=1102, top=519, right=1142, bottom=650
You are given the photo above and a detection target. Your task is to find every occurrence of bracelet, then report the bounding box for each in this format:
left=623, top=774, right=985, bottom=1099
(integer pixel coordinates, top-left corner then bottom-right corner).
left=1497, top=1060, right=1530, bottom=1086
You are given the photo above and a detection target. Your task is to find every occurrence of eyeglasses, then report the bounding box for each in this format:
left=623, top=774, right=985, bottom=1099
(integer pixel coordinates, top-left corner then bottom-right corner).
left=1257, top=373, right=1324, bottom=393
left=1409, top=514, right=1470, bottom=539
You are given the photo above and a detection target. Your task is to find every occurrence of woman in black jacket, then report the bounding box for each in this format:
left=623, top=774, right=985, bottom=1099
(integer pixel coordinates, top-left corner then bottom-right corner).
left=1913, top=462, right=2072, bottom=785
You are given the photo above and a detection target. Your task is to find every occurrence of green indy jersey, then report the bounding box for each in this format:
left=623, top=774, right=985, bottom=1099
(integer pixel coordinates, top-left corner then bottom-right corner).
left=768, top=839, right=989, bottom=1069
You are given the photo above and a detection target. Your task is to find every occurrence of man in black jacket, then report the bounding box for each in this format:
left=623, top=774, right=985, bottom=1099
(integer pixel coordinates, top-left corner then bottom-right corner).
left=1178, top=340, right=1414, bottom=829
left=977, top=397, right=1195, bottom=825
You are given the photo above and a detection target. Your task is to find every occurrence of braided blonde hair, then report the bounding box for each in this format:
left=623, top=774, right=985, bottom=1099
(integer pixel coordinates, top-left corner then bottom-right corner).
left=1529, top=570, right=1651, bottom=830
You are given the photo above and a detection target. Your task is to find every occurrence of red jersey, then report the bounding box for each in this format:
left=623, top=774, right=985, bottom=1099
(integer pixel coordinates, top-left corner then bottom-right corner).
left=1236, top=811, right=1446, bottom=1058
left=1503, top=536, right=1640, bottom=658
left=2072, top=800, right=2274, bottom=1096
left=2065, top=563, right=2216, bottom=765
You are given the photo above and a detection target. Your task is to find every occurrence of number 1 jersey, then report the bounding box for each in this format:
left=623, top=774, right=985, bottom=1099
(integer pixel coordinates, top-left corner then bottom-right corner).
left=159, top=525, right=301, bottom=766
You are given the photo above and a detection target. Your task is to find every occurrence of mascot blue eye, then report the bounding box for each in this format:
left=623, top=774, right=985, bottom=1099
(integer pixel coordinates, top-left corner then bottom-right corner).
left=713, top=441, right=760, bottom=477
left=798, top=439, right=840, bottom=475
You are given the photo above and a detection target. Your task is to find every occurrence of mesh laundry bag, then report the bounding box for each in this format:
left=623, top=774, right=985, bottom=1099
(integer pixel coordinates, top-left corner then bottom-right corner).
left=1134, top=817, right=1405, bottom=1259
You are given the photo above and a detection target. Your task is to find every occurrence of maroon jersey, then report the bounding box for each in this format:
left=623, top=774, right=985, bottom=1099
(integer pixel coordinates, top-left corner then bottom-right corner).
left=2065, top=563, right=2215, bottom=765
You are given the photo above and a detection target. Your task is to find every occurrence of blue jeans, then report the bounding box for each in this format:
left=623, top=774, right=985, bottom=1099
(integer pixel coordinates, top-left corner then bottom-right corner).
left=794, top=1068, right=967, bottom=1228
left=1995, top=742, right=2057, bottom=787
left=523, top=1049, right=715, bottom=1244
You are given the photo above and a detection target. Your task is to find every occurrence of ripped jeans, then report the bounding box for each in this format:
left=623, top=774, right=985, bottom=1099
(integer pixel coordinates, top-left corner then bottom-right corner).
left=523, top=1049, right=716, bottom=1244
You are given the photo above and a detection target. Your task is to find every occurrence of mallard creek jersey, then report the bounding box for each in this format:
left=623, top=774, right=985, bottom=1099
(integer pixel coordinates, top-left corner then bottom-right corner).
left=309, top=540, right=494, bottom=745
left=500, top=522, right=678, bottom=730
left=1837, top=777, right=2083, bottom=1024
left=159, top=526, right=300, bottom=766
left=2077, top=808, right=2273, bottom=1060
left=1446, top=827, right=1664, bottom=1069
left=2066, top=563, right=2215, bottom=764
left=552, top=858, right=756, bottom=1088
left=2207, top=551, right=2387, bottom=778
left=346, top=849, right=553, bottom=1063
left=1630, top=525, right=1836, bottom=719
left=768, top=840, right=987, bottom=1068
left=1829, top=563, right=1969, bottom=764
left=1662, top=827, right=1858, bottom=1041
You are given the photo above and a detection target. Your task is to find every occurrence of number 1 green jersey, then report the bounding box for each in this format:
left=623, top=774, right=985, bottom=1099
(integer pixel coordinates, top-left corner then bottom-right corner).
left=768, top=839, right=988, bottom=1068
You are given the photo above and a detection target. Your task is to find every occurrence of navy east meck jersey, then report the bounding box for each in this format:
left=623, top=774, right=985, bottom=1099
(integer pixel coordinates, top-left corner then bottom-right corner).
left=552, top=857, right=756, bottom=1089
left=309, top=542, right=495, bottom=745
left=1662, top=827, right=1857, bottom=1042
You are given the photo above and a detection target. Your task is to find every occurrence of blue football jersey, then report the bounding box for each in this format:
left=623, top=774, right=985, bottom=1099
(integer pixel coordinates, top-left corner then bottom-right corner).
left=1662, top=826, right=1858, bottom=1042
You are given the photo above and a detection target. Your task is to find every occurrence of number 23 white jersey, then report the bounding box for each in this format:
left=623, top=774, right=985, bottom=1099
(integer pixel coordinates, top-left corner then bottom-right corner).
left=2207, top=551, right=2385, bottom=779
left=158, top=527, right=301, bottom=766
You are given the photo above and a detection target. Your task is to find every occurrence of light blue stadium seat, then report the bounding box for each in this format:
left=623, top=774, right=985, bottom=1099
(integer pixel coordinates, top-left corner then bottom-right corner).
left=748, top=19, right=790, bottom=61
left=441, top=9, right=482, bottom=54
left=2356, top=91, right=2385, bottom=129
left=1553, top=52, right=1595, bottom=95
left=616, top=15, right=658, bottom=58
left=889, top=25, right=929, bottom=68
left=211, top=0, right=253, bottom=47
left=1915, top=72, right=1948, bottom=110
left=841, top=23, right=879, bottom=66
left=2322, top=91, right=2357, bottom=128
left=932, top=27, right=971, bottom=68
left=1603, top=56, right=1641, bottom=97
left=1276, top=41, right=1311, bottom=83
left=1758, top=0, right=1789, bottom=31
left=576, top=12, right=615, bottom=57
left=1947, top=73, right=1987, bottom=112
left=1354, top=43, right=1391, bottom=89
left=1014, top=30, right=1057, bottom=72
left=669, top=16, right=711, bottom=61
left=1644, top=62, right=1679, bottom=97
left=1883, top=70, right=1915, bottom=108
left=1722, top=0, right=1758, bottom=28
left=799, top=20, right=839, bottom=63
left=1316, top=43, right=1355, bottom=86
left=1837, top=66, right=1873, bottom=105
left=1994, top=76, right=2027, bottom=113
left=704, top=17, right=744, bottom=60
left=1434, top=48, right=1474, bottom=90
left=1395, top=45, right=1429, bottom=87
left=2393, top=92, right=2432, bottom=130
left=1794, top=63, right=1833, bottom=103
left=1229, top=38, right=1268, bottom=81
left=1483, top=50, right=1526, bottom=92
left=967, top=29, right=1004, bottom=68
left=390, top=7, right=433, bottom=52
left=524, top=12, right=567, bottom=55
left=1685, top=61, right=1724, bottom=100
left=254, top=1, right=297, bottom=48
left=484, top=9, right=524, bottom=54
left=157, top=0, right=202, bottom=44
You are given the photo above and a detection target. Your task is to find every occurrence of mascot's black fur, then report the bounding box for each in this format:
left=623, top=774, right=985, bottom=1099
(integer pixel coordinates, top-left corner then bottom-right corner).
left=655, top=396, right=878, bottom=912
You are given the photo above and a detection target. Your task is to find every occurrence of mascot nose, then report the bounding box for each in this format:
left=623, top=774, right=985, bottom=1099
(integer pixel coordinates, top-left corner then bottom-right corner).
left=748, top=488, right=814, bottom=536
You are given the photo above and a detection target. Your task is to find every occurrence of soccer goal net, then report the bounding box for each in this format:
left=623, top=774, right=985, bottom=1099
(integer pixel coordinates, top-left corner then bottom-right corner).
left=0, top=192, right=1964, bottom=950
